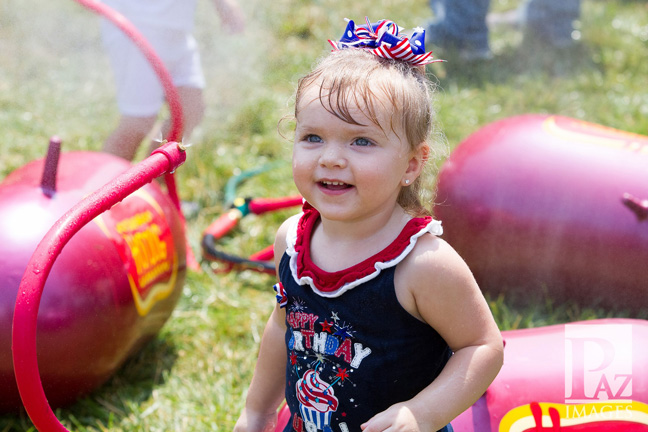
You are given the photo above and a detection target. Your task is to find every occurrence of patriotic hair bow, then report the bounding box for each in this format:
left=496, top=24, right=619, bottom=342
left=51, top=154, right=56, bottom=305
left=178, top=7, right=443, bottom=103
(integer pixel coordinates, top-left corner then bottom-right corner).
left=328, top=17, right=443, bottom=66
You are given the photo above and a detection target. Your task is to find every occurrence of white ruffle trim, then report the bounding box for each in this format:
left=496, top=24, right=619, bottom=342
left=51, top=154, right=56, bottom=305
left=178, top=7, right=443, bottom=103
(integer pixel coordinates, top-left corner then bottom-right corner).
left=285, top=215, right=443, bottom=298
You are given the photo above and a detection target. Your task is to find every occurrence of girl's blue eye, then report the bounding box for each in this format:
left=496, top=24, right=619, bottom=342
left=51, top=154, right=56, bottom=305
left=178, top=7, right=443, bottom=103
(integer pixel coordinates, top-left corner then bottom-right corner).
left=305, top=134, right=323, bottom=143
left=353, top=137, right=372, bottom=147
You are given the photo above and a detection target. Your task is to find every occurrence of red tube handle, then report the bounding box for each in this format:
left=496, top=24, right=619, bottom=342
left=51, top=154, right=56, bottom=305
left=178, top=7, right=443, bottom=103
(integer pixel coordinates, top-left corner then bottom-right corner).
left=248, top=195, right=303, bottom=215
left=203, top=209, right=243, bottom=239
left=249, top=244, right=275, bottom=262
left=622, top=193, right=648, bottom=221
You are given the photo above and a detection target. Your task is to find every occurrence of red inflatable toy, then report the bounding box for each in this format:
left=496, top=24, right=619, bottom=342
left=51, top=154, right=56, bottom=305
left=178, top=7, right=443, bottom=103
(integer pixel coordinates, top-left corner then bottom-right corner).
left=0, top=139, right=186, bottom=412
left=451, top=318, right=648, bottom=431
left=275, top=318, right=648, bottom=432
left=3, top=0, right=188, bottom=423
left=435, top=115, right=648, bottom=312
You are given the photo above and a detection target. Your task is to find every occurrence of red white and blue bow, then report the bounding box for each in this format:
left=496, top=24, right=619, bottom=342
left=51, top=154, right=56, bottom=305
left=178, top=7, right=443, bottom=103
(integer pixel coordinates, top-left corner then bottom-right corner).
left=328, top=18, right=443, bottom=66
left=274, top=282, right=287, bottom=308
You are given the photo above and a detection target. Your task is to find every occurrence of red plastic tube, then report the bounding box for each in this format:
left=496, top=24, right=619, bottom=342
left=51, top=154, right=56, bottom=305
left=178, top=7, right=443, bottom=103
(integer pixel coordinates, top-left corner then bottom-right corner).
left=248, top=196, right=303, bottom=214
left=12, top=142, right=186, bottom=432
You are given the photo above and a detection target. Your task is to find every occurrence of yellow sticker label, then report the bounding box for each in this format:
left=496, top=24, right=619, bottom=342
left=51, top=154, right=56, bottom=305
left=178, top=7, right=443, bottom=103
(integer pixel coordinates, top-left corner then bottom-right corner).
left=94, top=188, right=179, bottom=316
left=543, top=116, right=648, bottom=155
left=500, top=400, right=648, bottom=432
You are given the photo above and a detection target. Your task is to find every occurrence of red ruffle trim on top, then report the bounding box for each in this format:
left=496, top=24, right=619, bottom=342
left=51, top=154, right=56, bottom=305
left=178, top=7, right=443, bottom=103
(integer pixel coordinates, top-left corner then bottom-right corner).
left=291, top=203, right=437, bottom=294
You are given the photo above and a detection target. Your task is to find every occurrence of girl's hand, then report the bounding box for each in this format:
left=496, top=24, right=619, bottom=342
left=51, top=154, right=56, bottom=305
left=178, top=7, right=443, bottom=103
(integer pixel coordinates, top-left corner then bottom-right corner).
left=360, top=402, right=438, bottom=432
left=233, top=408, right=277, bottom=432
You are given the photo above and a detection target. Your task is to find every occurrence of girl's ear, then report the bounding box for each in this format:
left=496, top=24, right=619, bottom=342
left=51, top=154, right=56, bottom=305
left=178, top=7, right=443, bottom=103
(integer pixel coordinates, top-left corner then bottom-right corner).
left=405, top=142, right=430, bottom=180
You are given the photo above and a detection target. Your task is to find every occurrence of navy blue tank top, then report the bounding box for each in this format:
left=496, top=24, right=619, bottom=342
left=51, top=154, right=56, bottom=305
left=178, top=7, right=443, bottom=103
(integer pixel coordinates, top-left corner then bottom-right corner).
left=276, top=205, right=452, bottom=432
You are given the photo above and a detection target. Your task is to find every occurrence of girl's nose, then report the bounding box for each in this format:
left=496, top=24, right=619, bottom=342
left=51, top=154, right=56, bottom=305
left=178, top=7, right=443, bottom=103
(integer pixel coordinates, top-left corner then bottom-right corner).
left=318, top=144, right=347, bottom=168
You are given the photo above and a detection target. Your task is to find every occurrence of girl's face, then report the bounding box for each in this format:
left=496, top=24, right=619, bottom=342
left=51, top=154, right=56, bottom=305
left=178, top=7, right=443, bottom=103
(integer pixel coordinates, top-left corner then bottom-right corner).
left=292, top=84, right=422, bottom=223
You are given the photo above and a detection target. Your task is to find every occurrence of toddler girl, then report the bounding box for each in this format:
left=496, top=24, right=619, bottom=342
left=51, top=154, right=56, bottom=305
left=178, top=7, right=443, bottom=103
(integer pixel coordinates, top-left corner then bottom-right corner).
left=234, top=18, right=503, bottom=432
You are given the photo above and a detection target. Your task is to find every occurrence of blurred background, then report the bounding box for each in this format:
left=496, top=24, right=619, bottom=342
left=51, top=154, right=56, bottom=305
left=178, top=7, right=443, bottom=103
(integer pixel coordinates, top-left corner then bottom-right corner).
left=1, top=0, right=647, bottom=429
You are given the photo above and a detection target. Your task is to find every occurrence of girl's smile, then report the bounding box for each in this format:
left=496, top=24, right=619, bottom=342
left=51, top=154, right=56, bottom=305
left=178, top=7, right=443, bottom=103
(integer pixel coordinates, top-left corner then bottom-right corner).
left=317, top=179, right=354, bottom=194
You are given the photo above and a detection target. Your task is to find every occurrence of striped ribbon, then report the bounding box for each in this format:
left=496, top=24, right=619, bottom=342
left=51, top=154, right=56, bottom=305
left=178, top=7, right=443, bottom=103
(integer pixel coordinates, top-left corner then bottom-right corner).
left=328, top=17, right=443, bottom=66
left=274, top=282, right=288, bottom=308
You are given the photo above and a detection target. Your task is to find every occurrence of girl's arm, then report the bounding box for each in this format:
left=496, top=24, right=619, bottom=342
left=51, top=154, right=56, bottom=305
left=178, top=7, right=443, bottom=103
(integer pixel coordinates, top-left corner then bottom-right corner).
left=234, top=304, right=287, bottom=432
left=234, top=219, right=294, bottom=431
left=362, top=236, right=504, bottom=432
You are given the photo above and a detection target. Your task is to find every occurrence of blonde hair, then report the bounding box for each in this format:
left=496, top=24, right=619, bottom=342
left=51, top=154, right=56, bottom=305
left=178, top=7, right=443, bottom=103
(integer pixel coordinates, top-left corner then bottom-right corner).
left=294, top=48, right=443, bottom=217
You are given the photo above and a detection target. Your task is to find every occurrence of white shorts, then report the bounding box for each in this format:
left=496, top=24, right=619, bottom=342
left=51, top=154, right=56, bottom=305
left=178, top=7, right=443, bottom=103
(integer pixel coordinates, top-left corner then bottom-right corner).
left=102, top=24, right=205, bottom=117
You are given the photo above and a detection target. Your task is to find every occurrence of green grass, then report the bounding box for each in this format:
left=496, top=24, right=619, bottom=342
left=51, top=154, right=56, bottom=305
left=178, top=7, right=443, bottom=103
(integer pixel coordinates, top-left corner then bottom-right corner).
left=1, top=0, right=647, bottom=430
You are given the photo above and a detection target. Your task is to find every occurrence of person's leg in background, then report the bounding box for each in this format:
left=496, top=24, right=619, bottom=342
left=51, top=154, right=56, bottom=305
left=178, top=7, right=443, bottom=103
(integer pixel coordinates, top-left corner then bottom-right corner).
left=156, top=85, right=206, bottom=148
left=102, top=27, right=205, bottom=160
left=103, top=115, right=158, bottom=161
left=523, top=0, right=581, bottom=48
left=427, top=0, right=492, bottom=61
left=103, top=85, right=204, bottom=161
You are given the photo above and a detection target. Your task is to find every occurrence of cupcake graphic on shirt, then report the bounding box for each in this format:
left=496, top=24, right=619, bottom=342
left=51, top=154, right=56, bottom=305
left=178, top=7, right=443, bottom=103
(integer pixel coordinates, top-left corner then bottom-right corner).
left=296, top=369, right=339, bottom=431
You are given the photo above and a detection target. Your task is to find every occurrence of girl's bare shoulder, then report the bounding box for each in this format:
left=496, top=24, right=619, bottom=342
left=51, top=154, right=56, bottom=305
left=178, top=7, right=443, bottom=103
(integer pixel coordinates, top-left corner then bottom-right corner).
left=402, top=234, right=474, bottom=285
left=398, top=233, right=498, bottom=350
left=273, top=213, right=302, bottom=267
